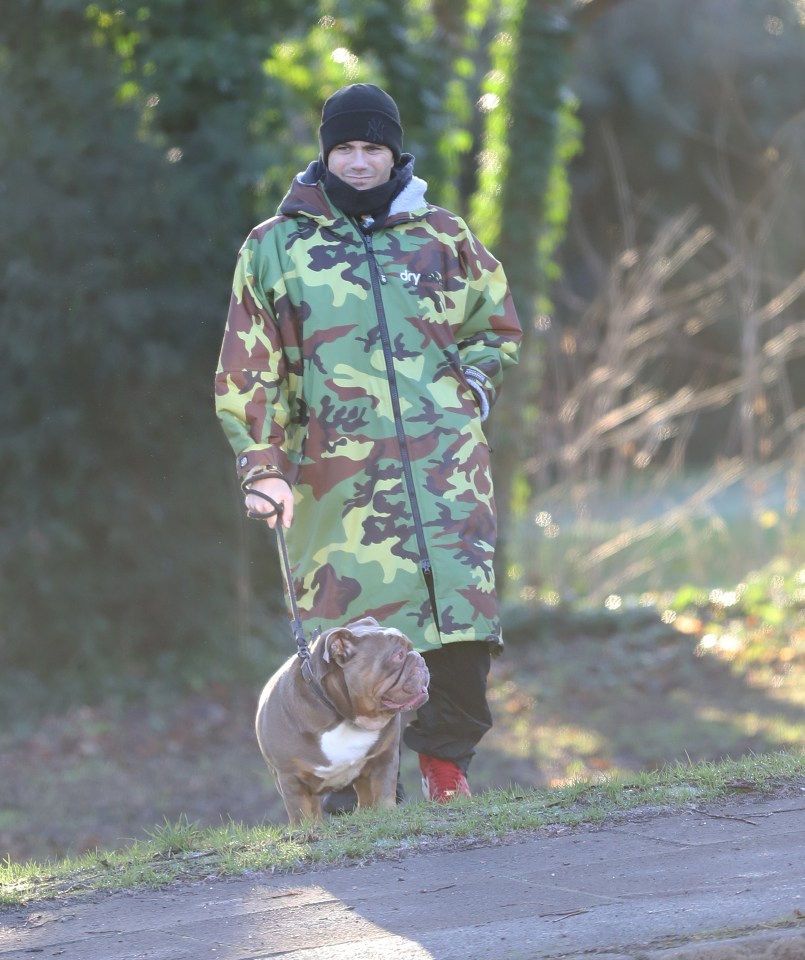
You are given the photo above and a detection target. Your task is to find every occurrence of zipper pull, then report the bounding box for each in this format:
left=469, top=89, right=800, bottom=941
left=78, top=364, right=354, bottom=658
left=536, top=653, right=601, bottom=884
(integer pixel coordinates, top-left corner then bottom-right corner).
left=362, top=231, right=386, bottom=281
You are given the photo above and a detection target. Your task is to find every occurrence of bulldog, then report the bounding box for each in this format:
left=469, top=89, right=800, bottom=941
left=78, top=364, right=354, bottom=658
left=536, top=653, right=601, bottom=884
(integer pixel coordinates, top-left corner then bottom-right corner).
left=256, top=616, right=430, bottom=823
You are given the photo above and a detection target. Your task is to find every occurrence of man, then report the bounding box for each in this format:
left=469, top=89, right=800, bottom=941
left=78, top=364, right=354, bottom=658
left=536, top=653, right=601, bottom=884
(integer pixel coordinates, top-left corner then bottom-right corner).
left=215, top=83, right=521, bottom=805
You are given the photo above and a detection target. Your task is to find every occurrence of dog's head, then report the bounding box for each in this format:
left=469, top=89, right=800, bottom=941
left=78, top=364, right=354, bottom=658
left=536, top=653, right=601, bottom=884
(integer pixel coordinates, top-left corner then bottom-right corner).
left=319, top=617, right=430, bottom=719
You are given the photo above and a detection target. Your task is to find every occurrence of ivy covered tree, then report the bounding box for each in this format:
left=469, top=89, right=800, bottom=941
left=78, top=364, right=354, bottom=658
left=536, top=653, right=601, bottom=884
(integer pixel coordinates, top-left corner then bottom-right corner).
left=0, top=0, right=282, bottom=670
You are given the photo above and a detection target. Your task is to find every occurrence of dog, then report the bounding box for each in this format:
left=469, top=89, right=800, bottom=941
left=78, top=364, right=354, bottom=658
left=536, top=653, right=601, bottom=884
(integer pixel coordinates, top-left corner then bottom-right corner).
left=255, top=616, right=430, bottom=822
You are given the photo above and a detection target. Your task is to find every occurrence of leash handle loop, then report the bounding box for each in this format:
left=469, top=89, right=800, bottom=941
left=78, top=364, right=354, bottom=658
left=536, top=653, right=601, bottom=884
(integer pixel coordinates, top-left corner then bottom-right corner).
left=240, top=474, right=282, bottom=520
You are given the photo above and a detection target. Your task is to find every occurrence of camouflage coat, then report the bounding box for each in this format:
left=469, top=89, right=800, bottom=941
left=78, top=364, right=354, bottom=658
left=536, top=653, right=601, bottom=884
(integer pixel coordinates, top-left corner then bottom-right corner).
left=215, top=161, right=521, bottom=651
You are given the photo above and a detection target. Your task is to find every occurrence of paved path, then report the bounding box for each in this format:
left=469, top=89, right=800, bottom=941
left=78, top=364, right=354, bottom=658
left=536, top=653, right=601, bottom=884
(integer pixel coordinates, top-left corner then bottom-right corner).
left=1, top=793, right=804, bottom=959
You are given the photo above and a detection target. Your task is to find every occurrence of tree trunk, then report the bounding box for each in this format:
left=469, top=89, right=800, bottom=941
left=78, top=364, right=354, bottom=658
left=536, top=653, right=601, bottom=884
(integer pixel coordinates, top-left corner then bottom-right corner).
left=491, top=3, right=574, bottom=595
left=491, top=0, right=625, bottom=596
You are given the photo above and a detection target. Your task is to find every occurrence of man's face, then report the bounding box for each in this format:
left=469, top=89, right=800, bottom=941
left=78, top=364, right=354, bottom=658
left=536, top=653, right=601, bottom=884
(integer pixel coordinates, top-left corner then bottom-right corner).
left=327, top=140, right=394, bottom=190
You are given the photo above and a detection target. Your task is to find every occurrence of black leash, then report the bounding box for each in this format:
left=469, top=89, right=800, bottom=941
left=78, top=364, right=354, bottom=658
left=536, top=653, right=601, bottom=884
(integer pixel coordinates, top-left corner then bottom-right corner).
left=242, top=477, right=342, bottom=715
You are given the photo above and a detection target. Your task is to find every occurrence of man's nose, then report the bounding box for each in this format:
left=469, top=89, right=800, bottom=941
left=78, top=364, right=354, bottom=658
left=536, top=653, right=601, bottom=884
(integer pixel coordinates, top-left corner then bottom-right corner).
left=350, top=149, right=369, bottom=167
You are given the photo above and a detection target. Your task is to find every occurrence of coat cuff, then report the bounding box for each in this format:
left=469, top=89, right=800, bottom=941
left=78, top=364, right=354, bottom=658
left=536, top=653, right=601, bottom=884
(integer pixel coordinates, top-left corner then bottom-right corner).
left=235, top=449, right=293, bottom=483
left=462, top=366, right=493, bottom=421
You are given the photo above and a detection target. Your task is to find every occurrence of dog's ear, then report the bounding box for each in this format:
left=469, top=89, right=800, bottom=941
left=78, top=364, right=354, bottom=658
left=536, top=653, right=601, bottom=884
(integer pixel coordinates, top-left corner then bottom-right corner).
left=322, top=628, right=356, bottom=666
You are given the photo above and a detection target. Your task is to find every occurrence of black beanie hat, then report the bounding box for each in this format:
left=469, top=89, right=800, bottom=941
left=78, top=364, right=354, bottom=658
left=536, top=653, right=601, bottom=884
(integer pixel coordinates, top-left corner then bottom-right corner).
left=319, top=83, right=403, bottom=162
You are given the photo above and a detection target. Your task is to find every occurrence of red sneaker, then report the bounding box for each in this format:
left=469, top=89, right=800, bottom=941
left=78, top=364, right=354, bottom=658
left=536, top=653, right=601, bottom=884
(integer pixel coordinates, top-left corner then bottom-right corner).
left=419, top=753, right=472, bottom=803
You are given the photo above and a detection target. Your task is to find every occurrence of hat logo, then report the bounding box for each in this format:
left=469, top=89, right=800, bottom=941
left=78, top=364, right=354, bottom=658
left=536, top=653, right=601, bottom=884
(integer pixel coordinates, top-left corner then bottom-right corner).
left=366, top=118, right=385, bottom=143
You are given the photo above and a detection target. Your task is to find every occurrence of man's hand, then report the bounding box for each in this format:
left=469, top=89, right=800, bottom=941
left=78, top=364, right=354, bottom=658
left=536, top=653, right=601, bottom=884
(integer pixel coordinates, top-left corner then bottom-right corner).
left=244, top=476, right=294, bottom=529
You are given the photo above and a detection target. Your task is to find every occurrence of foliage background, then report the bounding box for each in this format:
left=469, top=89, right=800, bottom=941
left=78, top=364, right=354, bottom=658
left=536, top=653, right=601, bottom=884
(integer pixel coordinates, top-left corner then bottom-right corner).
left=2, top=0, right=805, bottom=706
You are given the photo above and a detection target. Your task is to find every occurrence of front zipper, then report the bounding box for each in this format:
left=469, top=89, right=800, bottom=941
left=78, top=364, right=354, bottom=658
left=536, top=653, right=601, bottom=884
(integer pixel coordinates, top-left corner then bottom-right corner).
left=360, top=229, right=439, bottom=619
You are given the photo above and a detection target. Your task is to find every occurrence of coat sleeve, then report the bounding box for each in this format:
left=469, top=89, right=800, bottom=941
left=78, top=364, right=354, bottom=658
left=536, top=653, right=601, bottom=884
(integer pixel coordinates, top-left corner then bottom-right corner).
left=214, top=236, right=297, bottom=482
left=454, top=226, right=523, bottom=409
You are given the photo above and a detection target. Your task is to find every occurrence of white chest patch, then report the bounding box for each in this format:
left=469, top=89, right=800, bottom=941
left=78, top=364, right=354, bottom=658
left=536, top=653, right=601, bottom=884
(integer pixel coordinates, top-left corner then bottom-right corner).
left=314, top=721, right=380, bottom=786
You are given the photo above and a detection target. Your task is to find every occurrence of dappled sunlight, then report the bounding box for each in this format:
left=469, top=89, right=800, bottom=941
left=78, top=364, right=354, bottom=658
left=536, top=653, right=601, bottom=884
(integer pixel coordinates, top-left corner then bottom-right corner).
left=331, top=47, right=359, bottom=73
left=695, top=706, right=804, bottom=746
left=697, top=631, right=743, bottom=658
left=485, top=676, right=618, bottom=785
left=547, top=760, right=636, bottom=789
left=484, top=571, right=805, bottom=793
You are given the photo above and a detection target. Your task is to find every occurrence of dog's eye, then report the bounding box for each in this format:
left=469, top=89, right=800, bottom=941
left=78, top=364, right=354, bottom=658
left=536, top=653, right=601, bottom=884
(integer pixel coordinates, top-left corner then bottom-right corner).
left=392, top=647, right=406, bottom=663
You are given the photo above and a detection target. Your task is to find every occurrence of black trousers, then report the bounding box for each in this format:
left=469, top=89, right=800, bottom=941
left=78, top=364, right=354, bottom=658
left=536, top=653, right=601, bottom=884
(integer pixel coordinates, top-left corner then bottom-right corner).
left=402, top=640, right=493, bottom=773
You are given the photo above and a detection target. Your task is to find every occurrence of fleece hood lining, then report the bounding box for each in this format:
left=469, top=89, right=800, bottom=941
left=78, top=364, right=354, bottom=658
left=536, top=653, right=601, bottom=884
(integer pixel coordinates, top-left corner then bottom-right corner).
left=293, top=155, right=427, bottom=220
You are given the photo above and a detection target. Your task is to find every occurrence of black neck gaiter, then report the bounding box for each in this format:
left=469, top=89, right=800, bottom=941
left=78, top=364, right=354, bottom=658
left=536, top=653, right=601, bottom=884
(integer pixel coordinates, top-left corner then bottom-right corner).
left=323, top=166, right=404, bottom=220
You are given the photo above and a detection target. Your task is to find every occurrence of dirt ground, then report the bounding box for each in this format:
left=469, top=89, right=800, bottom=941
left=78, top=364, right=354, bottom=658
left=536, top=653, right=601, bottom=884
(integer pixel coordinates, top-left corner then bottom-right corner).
left=2, top=625, right=804, bottom=863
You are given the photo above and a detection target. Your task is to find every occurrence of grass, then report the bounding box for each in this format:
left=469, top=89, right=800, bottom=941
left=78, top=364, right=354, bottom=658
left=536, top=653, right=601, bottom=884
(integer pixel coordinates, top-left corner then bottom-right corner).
left=2, top=750, right=803, bottom=910
left=509, top=465, right=805, bottom=606
left=3, top=519, right=805, bottom=867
